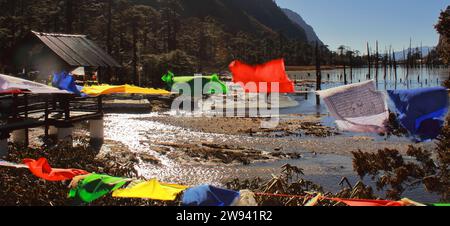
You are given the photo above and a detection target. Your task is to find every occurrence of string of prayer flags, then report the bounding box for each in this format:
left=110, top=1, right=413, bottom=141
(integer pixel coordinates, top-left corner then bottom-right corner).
left=23, top=158, right=89, bottom=182
left=182, top=185, right=240, bottom=206
left=317, top=80, right=389, bottom=133
left=68, top=173, right=130, bottom=203
left=1, top=158, right=437, bottom=206
left=387, top=87, right=449, bottom=142
left=112, top=179, right=189, bottom=201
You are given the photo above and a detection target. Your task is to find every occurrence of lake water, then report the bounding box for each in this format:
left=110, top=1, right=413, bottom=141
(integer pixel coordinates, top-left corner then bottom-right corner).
left=285, top=66, right=450, bottom=115
left=288, top=66, right=449, bottom=90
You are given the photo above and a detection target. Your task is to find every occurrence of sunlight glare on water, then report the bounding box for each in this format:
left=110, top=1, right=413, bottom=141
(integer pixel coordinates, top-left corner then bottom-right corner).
left=104, top=113, right=254, bottom=186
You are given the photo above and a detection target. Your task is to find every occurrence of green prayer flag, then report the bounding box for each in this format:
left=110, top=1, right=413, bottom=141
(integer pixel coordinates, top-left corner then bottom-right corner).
left=162, top=71, right=228, bottom=95
left=162, top=71, right=175, bottom=86
left=433, top=203, right=450, bottom=207
left=68, top=174, right=129, bottom=203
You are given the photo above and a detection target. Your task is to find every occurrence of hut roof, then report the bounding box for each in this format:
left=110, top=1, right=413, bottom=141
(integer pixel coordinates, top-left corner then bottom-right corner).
left=31, top=31, right=121, bottom=68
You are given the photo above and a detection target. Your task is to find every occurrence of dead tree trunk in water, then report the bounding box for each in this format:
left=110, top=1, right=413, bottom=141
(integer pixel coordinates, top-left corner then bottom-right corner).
left=393, top=49, right=398, bottom=89
left=392, top=50, right=397, bottom=83
left=315, top=42, right=322, bottom=106
left=349, top=53, right=353, bottom=83
left=403, top=47, right=406, bottom=65
left=383, top=49, right=387, bottom=80
left=420, top=42, right=423, bottom=68
left=407, top=38, right=412, bottom=78
left=344, top=64, right=347, bottom=85
left=389, top=46, right=393, bottom=68
left=375, top=41, right=379, bottom=84
left=367, top=42, right=371, bottom=79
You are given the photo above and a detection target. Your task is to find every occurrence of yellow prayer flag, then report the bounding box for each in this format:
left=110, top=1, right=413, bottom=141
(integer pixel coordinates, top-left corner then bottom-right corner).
left=112, top=179, right=188, bottom=201
left=82, top=85, right=170, bottom=96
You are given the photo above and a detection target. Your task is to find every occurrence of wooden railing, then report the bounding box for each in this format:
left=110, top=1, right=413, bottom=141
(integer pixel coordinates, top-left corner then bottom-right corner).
left=0, top=93, right=103, bottom=143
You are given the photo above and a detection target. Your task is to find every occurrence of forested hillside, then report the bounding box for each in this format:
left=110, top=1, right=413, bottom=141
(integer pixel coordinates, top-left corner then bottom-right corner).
left=0, top=0, right=330, bottom=86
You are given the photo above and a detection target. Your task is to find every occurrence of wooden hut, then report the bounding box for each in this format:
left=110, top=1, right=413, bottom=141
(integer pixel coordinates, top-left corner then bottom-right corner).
left=1, top=31, right=120, bottom=83
left=0, top=31, right=120, bottom=156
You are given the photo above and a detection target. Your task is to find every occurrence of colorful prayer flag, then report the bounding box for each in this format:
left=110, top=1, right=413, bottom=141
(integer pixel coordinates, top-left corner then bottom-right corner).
left=0, top=160, right=28, bottom=169
left=182, top=185, right=240, bottom=206
left=317, top=80, right=389, bottom=133
left=112, top=179, right=188, bottom=201
left=68, top=173, right=130, bottom=203
left=387, top=87, right=449, bottom=142
left=162, top=71, right=229, bottom=95
left=232, top=190, right=258, bottom=206
left=229, top=59, right=295, bottom=93
left=82, top=84, right=170, bottom=96
left=0, top=73, right=69, bottom=94
left=334, top=198, right=425, bottom=207
left=52, top=71, right=84, bottom=96
left=23, top=158, right=89, bottom=182
left=334, top=198, right=405, bottom=207
left=305, top=194, right=323, bottom=206
left=432, top=203, right=450, bottom=207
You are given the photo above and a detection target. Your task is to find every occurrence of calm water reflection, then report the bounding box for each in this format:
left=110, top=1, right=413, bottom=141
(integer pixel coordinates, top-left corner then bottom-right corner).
left=286, top=67, right=450, bottom=115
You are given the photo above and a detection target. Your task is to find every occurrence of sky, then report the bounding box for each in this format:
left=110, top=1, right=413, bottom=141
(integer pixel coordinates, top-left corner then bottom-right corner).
left=275, top=0, right=450, bottom=53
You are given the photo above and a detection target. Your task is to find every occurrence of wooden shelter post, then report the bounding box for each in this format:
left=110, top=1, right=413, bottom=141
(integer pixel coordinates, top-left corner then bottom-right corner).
left=0, top=132, right=9, bottom=157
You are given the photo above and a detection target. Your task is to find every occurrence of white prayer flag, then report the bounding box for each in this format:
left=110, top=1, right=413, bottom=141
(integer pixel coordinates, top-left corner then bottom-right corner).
left=317, top=80, right=389, bottom=133
left=0, top=74, right=69, bottom=94
left=0, top=160, right=28, bottom=169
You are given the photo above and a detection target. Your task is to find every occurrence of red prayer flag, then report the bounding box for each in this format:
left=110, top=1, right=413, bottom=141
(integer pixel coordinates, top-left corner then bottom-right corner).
left=334, top=198, right=405, bottom=207
left=23, top=158, right=89, bottom=182
left=0, top=89, right=24, bottom=94
left=229, top=59, right=295, bottom=93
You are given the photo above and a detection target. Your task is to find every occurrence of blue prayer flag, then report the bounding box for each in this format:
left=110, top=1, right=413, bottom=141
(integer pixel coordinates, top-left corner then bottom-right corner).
left=388, top=87, right=449, bottom=142
left=52, top=72, right=85, bottom=96
left=182, top=185, right=240, bottom=206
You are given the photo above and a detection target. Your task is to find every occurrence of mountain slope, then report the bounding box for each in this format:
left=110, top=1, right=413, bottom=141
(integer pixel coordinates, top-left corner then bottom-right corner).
left=177, top=0, right=273, bottom=36
left=133, top=0, right=308, bottom=41
left=282, top=8, right=323, bottom=45
left=227, top=0, right=307, bottom=40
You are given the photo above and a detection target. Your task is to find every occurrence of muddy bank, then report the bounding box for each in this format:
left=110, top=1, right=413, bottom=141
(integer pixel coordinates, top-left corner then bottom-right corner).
left=140, top=114, right=434, bottom=156
left=151, top=141, right=301, bottom=165
left=144, top=114, right=339, bottom=138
